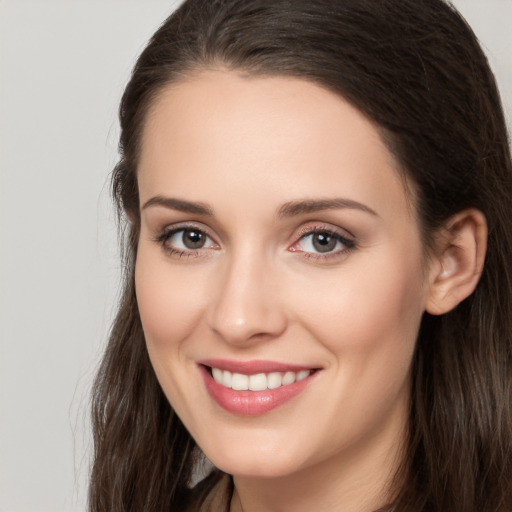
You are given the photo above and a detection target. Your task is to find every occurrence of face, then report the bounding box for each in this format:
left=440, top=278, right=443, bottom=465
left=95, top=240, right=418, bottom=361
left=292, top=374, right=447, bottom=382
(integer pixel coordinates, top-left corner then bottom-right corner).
left=135, top=70, right=431, bottom=479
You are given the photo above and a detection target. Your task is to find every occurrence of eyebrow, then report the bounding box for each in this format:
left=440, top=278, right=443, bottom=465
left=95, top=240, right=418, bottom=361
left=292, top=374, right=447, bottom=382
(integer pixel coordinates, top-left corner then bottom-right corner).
left=277, top=198, right=378, bottom=218
left=141, top=195, right=378, bottom=218
left=141, top=196, right=213, bottom=215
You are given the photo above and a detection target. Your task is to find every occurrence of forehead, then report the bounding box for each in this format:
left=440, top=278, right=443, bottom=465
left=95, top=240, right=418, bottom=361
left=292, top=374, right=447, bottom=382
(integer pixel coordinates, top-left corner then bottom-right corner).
left=138, top=70, right=411, bottom=223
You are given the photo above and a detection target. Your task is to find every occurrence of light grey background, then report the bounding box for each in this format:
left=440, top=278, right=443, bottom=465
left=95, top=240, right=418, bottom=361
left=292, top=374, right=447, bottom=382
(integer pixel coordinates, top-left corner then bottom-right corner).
left=0, top=1, right=510, bottom=511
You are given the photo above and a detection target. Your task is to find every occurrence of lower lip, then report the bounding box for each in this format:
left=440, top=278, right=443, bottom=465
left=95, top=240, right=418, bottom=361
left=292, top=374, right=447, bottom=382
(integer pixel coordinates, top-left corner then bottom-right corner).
left=199, top=366, right=317, bottom=416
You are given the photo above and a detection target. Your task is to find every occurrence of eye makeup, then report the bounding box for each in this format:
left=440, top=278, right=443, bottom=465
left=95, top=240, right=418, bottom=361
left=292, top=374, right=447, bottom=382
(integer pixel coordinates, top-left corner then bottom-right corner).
left=154, top=223, right=219, bottom=259
left=153, top=221, right=357, bottom=263
left=289, top=228, right=356, bottom=261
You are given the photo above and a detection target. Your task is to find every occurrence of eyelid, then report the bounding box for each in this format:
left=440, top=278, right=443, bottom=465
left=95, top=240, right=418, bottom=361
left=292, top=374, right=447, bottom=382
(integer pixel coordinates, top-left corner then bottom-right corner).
left=155, top=221, right=217, bottom=240
left=294, top=222, right=355, bottom=240
left=288, top=223, right=356, bottom=259
left=154, top=222, right=220, bottom=257
left=153, top=221, right=356, bottom=260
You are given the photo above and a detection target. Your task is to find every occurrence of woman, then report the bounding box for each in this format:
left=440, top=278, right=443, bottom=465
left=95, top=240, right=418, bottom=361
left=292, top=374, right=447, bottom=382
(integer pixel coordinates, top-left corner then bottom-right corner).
left=89, top=1, right=512, bottom=511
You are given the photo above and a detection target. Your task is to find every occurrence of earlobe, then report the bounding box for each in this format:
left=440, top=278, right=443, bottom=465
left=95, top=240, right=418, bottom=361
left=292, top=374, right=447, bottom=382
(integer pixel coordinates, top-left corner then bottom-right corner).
left=425, top=209, right=487, bottom=316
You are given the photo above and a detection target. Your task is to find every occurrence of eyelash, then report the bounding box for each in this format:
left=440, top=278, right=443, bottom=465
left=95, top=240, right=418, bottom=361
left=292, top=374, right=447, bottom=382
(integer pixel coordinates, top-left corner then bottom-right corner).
left=154, top=224, right=218, bottom=259
left=154, top=224, right=356, bottom=261
left=290, top=227, right=356, bottom=261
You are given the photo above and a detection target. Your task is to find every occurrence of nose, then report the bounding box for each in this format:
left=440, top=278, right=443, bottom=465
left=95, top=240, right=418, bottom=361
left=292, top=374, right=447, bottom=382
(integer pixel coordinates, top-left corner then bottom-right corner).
left=206, top=250, right=288, bottom=346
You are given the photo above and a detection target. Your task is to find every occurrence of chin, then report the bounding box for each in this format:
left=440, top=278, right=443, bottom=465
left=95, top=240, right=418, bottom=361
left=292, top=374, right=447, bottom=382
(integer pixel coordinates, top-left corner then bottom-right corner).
left=202, top=441, right=308, bottom=479
left=214, top=460, right=300, bottom=479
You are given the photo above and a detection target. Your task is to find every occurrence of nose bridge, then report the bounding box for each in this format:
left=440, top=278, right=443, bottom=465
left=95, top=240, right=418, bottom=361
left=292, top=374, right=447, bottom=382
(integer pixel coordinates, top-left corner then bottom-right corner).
left=207, top=244, right=287, bottom=345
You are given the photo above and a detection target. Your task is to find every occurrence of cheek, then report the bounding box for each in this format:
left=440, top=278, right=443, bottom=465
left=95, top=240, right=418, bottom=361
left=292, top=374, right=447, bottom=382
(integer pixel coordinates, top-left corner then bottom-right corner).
left=135, top=248, right=208, bottom=350
left=350, top=268, right=424, bottom=346
left=297, top=246, right=426, bottom=375
left=134, top=247, right=212, bottom=419
left=293, top=254, right=426, bottom=451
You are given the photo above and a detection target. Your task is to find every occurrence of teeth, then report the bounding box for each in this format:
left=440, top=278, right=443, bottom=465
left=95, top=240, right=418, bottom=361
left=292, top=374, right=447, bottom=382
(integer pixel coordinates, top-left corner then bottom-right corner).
left=221, top=370, right=232, bottom=388
left=249, top=373, right=267, bottom=391
left=212, top=367, right=223, bottom=382
left=267, top=372, right=282, bottom=389
left=231, top=373, right=249, bottom=390
left=211, top=368, right=312, bottom=390
left=282, top=371, right=295, bottom=386
left=296, top=370, right=310, bottom=382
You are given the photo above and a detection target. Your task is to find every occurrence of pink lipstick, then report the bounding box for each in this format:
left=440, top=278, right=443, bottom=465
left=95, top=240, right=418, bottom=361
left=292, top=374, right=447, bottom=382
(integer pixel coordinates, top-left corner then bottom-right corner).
left=198, top=359, right=319, bottom=416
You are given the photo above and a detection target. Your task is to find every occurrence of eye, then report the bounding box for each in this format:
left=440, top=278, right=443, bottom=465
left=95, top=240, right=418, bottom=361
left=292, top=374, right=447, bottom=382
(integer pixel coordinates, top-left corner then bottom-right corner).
left=301, top=232, right=340, bottom=253
left=171, top=229, right=210, bottom=250
left=156, top=226, right=218, bottom=257
left=290, top=228, right=355, bottom=258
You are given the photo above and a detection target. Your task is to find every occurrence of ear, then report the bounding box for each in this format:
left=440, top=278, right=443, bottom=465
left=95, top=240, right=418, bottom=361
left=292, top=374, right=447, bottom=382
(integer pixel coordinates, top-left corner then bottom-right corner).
left=425, top=209, right=487, bottom=316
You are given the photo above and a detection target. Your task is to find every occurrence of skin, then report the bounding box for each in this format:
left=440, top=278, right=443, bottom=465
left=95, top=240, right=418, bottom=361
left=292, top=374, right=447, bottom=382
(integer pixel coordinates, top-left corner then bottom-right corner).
left=134, top=70, right=486, bottom=512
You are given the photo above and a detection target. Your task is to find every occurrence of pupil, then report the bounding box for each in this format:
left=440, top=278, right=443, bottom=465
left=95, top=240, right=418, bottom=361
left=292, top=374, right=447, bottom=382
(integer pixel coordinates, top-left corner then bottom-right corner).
left=313, top=233, right=336, bottom=253
left=183, top=230, right=205, bottom=249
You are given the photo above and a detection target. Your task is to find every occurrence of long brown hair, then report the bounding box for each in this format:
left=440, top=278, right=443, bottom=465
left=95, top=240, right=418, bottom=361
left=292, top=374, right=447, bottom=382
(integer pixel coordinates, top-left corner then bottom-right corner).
left=89, top=1, right=512, bottom=510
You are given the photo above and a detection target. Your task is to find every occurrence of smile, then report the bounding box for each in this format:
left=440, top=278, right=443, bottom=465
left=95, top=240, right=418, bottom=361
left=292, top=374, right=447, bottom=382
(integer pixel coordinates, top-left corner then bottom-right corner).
left=198, top=360, right=320, bottom=416
left=211, top=368, right=312, bottom=391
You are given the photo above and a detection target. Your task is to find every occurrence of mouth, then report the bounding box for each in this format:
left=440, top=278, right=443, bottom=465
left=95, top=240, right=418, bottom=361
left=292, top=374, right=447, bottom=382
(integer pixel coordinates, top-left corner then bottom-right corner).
left=208, top=366, right=313, bottom=391
left=198, top=359, right=320, bottom=416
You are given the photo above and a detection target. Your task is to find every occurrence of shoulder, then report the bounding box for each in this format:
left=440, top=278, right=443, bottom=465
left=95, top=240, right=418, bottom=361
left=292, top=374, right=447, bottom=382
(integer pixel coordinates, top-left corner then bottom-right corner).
left=183, top=471, right=233, bottom=512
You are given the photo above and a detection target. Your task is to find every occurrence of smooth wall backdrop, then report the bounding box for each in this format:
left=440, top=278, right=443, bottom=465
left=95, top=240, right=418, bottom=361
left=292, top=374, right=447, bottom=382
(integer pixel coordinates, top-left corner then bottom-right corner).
left=0, top=1, right=510, bottom=511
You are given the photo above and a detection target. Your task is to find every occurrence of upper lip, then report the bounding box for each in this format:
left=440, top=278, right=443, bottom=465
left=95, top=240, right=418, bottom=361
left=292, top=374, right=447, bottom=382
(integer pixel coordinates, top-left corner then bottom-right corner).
left=198, top=358, right=319, bottom=374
